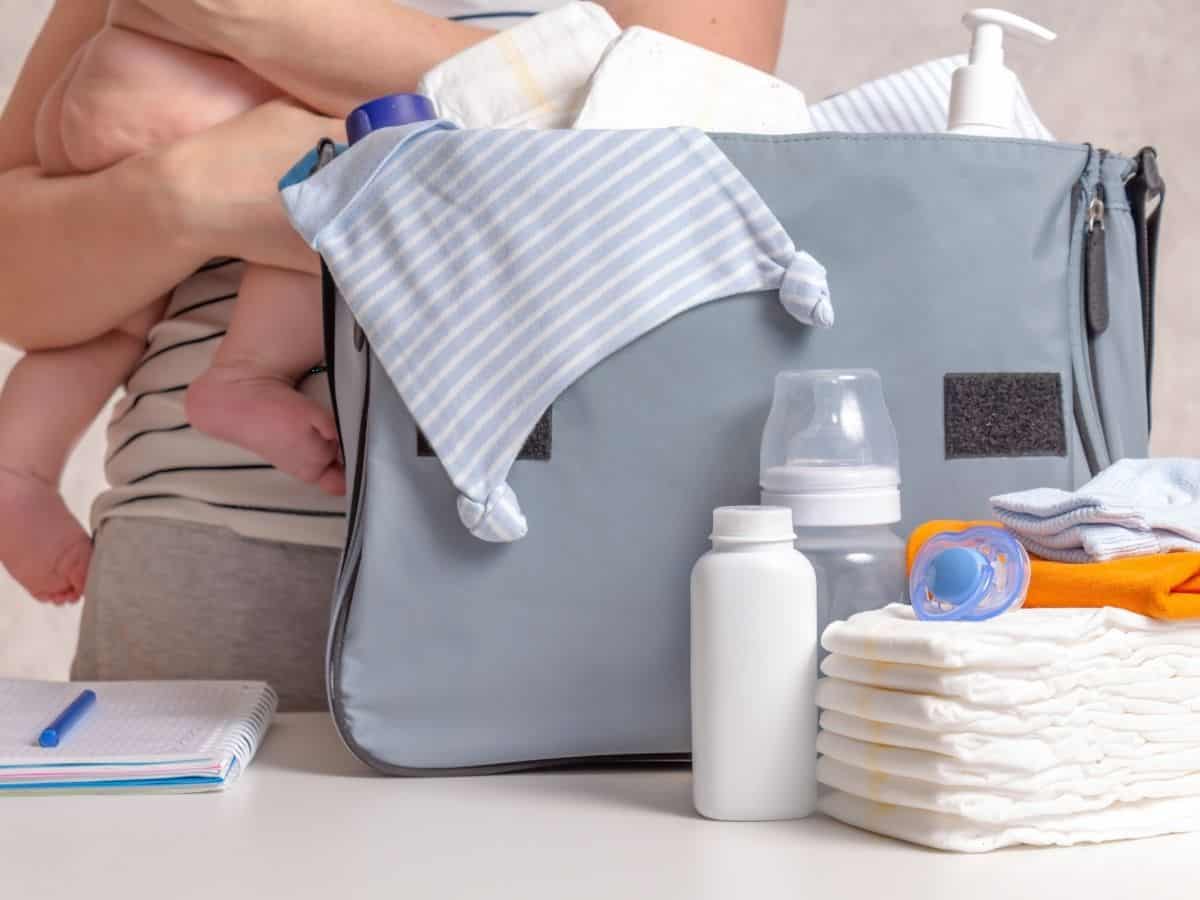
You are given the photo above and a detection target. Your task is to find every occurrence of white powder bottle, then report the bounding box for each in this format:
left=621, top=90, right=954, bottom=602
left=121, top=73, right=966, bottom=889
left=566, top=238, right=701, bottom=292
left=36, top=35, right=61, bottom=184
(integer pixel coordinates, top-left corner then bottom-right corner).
left=690, top=506, right=818, bottom=821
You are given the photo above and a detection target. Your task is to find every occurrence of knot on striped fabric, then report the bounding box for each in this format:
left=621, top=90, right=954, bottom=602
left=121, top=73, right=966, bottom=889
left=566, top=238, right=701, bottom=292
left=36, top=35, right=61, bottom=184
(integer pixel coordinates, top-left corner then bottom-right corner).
left=456, top=483, right=528, bottom=543
left=779, top=251, right=834, bottom=329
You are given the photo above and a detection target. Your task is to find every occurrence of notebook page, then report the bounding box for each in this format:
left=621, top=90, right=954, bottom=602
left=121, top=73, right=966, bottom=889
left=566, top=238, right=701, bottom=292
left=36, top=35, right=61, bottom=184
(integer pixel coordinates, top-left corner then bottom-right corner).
left=0, top=681, right=276, bottom=769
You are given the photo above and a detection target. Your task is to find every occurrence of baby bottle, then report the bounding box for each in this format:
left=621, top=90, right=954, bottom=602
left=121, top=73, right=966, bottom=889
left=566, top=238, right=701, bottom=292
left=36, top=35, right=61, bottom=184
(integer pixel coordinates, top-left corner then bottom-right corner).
left=760, top=370, right=905, bottom=646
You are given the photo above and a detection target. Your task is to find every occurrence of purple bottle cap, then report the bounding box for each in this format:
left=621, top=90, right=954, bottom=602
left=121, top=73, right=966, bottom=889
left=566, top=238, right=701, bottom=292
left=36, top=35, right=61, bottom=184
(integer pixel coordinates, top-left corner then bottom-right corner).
left=346, top=93, right=437, bottom=145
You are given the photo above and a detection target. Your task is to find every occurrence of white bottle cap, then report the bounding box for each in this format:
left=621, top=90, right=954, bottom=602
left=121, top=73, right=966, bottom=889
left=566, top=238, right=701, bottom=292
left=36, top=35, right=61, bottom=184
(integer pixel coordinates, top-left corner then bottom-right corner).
left=710, top=506, right=796, bottom=543
left=948, top=8, right=1056, bottom=136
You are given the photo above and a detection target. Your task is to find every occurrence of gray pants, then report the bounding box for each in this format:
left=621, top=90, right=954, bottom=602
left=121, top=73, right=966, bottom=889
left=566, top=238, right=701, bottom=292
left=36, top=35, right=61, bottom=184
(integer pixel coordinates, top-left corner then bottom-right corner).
left=72, top=518, right=340, bottom=711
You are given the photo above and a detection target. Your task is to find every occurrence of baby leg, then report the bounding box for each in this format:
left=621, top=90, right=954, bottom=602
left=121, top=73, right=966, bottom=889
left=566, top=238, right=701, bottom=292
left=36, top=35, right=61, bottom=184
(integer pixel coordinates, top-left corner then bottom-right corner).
left=33, top=41, right=87, bottom=175
left=106, top=0, right=217, bottom=54
left=43, top=22, right=276, bottom=174
left=186, top=267, right=345, bottom=496
left=0, top=302, right=164, bottom=603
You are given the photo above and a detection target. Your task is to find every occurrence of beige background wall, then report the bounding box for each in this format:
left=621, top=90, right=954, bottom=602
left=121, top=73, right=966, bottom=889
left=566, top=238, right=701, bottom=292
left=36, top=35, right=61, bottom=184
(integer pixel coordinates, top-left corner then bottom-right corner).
left=1, top=0, right=1197, bottom=677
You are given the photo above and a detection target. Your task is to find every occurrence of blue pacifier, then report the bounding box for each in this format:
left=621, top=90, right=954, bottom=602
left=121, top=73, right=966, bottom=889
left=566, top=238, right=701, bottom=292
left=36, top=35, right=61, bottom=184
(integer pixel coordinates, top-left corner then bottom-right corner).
left=910, top=526, right=1030, bottom=621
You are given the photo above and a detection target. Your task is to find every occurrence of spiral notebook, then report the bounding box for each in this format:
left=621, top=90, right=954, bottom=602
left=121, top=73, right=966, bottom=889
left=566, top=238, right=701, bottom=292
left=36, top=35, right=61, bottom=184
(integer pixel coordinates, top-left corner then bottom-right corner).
left=0, top=680, right=277, bottom=793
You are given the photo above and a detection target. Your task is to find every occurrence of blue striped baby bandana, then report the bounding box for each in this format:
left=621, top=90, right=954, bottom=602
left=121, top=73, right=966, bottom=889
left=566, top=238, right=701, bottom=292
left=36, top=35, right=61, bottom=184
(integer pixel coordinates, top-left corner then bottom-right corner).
left=283, top=120, right=832, bottom=542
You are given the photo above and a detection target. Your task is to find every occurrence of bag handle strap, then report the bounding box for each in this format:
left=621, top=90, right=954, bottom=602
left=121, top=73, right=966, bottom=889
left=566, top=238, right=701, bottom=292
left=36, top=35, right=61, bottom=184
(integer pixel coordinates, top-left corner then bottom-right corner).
left=1127, top=146, right=1164, bottom=430
left=310, top=139, right=345, bottom=440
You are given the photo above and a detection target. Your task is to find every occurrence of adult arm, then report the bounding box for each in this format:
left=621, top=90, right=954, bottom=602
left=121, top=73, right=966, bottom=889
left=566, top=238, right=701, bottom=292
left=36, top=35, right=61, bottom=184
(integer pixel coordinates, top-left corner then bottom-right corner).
left=603, top=0, right=787, bottom=71
left=132, top=0, right=787, bottom=119
left=0, top=0, right=213, bottom=350
left=0, top=2, right=340, bottom=350
left=0, top=0, right=187, bottom=350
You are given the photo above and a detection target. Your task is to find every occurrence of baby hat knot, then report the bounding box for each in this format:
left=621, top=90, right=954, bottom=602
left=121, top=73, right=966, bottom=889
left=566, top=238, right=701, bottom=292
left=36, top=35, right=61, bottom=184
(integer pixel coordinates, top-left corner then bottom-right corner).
left=779, top=251, right=834, bottom=328
left=457, top=483, right=529, bottom=543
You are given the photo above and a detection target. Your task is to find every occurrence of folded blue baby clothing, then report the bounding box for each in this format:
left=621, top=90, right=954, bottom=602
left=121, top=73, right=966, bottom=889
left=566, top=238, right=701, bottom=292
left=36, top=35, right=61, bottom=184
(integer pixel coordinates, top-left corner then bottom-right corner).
left=992, top=459, right=1200, bottom=562
left=282, top=119, right=832, bottom=542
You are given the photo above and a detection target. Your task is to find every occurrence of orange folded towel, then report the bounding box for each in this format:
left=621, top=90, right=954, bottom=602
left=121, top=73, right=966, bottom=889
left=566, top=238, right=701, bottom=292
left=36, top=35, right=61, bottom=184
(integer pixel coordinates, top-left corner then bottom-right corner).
left=907, top=520, right=1200, bottom=620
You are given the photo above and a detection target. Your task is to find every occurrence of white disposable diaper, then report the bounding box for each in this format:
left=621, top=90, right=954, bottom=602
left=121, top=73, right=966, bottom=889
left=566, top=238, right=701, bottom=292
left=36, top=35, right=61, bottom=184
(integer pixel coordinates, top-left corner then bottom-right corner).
left=820, top=710, right=1200, bottom=771
left=572, top=27, right=812, bottom=133
left=820, top=788, right=1200, bottom=852
left=822, top=651, right=1200, bottom=706
left=819, top=753, right=1200, bottom=825
left=418, top=2, right=620, bottom=128
left=821, top=604, right=1200, bottom=669
left=816, top=677, right=1200, bottom=736
left=818, top=731, right=1200, bottom=797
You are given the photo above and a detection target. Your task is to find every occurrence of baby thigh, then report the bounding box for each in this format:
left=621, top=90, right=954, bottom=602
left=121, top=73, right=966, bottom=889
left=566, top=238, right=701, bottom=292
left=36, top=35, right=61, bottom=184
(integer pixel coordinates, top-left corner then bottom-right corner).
left=106, top=0, right=213, bottom=52
left=53, top=24, right=278, bottom=173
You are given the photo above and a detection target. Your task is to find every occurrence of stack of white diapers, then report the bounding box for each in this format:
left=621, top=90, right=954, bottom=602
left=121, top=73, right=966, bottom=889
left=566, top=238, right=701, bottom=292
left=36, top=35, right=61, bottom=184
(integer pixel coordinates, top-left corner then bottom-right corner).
left=817, top=604, right=1200, bottom=852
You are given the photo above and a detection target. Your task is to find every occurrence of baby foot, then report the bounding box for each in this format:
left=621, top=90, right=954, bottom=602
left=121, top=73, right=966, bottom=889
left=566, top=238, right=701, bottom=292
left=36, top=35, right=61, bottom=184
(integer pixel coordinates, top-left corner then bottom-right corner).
left=0, top=468, right=92, bottom=604
left=187, top=367, right=346, bottom=496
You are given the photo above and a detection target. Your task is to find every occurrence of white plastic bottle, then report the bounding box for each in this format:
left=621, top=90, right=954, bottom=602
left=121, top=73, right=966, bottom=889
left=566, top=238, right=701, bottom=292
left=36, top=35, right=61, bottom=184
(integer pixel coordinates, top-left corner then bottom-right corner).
left=690, top=506, right=818, bottom=821
left=947, top=8, right=1057, bottom=136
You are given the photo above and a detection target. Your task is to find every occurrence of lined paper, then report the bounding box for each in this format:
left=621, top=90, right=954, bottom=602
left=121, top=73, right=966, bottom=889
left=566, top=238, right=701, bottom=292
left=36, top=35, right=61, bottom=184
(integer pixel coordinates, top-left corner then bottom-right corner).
left=0, top=680, right=276, bottom=791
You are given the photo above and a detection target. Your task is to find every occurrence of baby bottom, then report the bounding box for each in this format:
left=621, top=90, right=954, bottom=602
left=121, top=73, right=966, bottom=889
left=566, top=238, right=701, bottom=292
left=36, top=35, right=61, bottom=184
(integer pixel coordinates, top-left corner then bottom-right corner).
left=35, top=13, right=277, bottom=175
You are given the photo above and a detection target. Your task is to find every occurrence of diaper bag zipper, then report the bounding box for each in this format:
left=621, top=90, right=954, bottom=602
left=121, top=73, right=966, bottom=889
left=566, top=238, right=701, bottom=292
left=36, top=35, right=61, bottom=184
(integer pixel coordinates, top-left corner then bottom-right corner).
left=1085, top=181, right=1109, bottom=336
left=1072, top=145, right=1110, bottom=476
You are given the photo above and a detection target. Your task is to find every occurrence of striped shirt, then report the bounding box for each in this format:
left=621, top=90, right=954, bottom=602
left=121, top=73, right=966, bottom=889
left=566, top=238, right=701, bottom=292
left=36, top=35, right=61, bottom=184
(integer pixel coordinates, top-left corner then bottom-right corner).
left=92, top=259, right=348, bottom=546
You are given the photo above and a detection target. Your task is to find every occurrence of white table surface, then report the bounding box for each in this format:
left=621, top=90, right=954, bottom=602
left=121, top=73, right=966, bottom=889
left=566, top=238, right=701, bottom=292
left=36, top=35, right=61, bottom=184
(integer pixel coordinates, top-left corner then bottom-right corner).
left=4, top=712, right=1199, bottom=899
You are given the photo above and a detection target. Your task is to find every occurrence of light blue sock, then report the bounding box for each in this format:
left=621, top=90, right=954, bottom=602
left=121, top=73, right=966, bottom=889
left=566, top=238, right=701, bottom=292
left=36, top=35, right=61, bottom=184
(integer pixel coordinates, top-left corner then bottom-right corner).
left=993, top=459, right=1200, bottom=561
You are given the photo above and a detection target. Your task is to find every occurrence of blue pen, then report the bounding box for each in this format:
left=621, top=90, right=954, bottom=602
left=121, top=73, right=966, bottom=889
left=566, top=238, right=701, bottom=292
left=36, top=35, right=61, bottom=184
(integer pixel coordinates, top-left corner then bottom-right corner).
left=38, top=689, right=97, bottom=748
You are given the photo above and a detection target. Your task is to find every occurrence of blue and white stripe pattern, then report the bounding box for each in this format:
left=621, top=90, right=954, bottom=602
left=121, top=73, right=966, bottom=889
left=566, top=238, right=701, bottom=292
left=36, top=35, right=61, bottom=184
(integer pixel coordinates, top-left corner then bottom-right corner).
left=810, top=55, right=1053, bottom=139
left=283, top=120, right=831, bottom=542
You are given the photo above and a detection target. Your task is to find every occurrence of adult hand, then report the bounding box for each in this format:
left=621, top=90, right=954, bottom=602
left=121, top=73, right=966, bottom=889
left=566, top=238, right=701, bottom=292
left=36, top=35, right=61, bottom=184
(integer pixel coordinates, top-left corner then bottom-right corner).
left=163, top=98, right=345, bottom=274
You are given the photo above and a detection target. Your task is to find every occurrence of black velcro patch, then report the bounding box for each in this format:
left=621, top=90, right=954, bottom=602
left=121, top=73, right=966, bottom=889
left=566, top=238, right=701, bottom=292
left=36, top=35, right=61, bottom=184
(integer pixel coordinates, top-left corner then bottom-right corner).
left=418, top=408, right=552, bottom=461
left=944, top=373, right=1066, bottom=459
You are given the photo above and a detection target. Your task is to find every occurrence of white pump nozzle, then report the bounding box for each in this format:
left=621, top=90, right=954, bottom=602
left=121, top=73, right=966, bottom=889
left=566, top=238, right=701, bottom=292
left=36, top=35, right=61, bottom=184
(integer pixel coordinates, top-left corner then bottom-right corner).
left=965, top=9, right=1056, bottom=64
left=949, top=8, right=1056, bottom=136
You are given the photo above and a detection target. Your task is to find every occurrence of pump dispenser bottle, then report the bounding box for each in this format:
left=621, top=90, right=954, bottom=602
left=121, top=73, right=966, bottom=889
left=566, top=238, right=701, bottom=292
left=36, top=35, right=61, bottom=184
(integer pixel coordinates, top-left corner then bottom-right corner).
left=948, top=8, right=1056, bottom=136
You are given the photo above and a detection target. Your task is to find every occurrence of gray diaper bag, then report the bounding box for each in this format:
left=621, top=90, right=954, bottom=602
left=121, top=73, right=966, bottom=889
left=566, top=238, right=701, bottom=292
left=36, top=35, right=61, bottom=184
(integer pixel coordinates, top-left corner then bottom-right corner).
left=318, top=133, right=1164, bottom=773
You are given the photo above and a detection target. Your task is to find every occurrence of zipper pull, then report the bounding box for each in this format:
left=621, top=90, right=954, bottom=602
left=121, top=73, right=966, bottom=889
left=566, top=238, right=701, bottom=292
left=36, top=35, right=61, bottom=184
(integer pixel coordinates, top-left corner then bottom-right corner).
left=1085, top=183, right=1109, bottom=336
left=1087, top=192, right=1106, bottom=233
